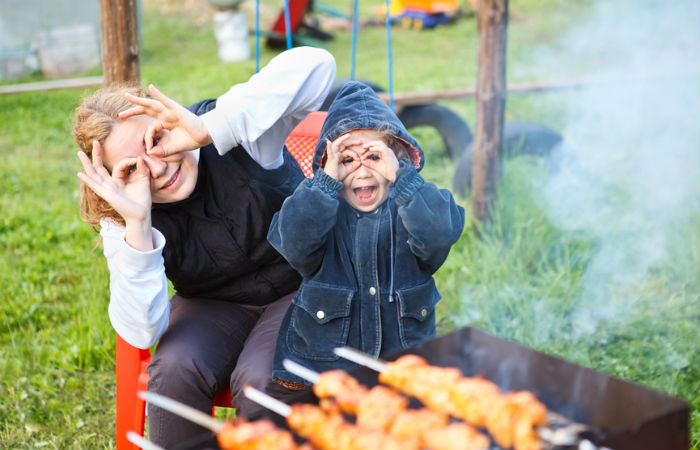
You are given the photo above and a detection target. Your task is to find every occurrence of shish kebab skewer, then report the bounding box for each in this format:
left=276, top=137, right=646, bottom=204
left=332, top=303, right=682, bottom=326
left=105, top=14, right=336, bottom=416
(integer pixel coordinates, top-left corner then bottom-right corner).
left=138, top=391, right=312, bottom=450
left=243, top=385, right=423, bottom=450
left=283, top=359, right=490, bottom=450
left=334, top=347, right=607, bottom=450
left=138, top=391, right=223, bottom=432
left=126, top=431, right=166, bottom=450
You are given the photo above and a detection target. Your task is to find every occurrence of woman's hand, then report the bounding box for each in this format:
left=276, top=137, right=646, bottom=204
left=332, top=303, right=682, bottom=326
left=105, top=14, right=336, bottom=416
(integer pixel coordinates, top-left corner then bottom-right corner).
left=119, top=84, right=212, bottom=157
left=77, top=141, right=154, bottom=250
left=360, top=140, right=400, bottom=183
left=323, top=134, right=362, bottom=182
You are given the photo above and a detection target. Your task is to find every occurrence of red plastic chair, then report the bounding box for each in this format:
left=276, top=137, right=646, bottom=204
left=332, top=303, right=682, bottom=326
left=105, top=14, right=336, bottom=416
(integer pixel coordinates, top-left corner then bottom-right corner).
left=115, top=111, right=327, bottom=450
left=284, top=110, right=326, bottom=178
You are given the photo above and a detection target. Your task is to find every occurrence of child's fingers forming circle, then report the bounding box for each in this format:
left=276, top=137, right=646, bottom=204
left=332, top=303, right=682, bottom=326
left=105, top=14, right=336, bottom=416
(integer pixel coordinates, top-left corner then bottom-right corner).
left=335, top=138, right=363, bottom=155
left=337, top=148, right=362, bottom=180
left=338, top=148, right=361, bottom=166
left=323, top=139, right=341, bottom=180
left=361, top=141, right=399, bottom=182
left=329, top=133, right=360, bottom=155
left=362, top=139, right=392, bottom=154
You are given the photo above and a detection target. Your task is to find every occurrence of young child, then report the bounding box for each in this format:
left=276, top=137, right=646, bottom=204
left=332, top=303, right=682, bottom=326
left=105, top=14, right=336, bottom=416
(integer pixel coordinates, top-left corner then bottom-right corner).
left=268, top=81, right=465, bottom=386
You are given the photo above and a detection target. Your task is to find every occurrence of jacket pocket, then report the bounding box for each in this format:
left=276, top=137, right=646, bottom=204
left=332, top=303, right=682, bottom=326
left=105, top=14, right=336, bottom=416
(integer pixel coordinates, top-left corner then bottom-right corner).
left=395, top=278, right=441, bottom=348
left=286, top=282, right=354, bottom=361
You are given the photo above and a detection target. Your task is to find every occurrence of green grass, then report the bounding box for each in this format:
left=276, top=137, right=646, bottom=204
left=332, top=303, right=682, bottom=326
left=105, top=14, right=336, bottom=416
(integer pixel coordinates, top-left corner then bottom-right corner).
left=1, top=0, right=698, bottom=448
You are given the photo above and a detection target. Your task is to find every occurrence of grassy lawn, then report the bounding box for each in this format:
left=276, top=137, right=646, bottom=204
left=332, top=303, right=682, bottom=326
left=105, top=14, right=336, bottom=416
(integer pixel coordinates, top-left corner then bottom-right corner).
left=1, top=0, right=697, bottom=448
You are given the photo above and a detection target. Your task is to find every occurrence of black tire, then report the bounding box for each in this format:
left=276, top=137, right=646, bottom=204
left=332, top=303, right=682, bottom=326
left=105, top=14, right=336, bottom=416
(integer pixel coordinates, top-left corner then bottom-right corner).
left=452, top=120, right=564, bottom=197
left=397, top=104, right=472, bottom=159
left=452, top=140, right=475, bottom=197
left=500, top=121, right=563, bottom=159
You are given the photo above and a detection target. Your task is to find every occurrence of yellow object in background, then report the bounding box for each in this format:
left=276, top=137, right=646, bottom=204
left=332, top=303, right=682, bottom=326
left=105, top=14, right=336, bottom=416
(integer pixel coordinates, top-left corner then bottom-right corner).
left=375, top=0, right=460, bottom=18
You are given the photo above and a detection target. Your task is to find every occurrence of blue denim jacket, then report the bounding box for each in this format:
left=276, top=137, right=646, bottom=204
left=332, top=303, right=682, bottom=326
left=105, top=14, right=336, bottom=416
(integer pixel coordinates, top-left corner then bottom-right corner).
left=268, top=82, right=465, bottom=384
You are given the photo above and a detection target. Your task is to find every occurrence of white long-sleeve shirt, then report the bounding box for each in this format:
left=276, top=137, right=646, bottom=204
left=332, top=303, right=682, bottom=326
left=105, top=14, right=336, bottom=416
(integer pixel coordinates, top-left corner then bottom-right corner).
left=101, top=47, right=336, bottom=349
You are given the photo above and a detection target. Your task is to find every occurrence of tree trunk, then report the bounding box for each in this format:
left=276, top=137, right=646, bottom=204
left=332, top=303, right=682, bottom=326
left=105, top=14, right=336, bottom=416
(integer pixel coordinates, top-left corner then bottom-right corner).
left=99, top=0, right=140, bottom=85
left=471, top=0, right=508, bottom=222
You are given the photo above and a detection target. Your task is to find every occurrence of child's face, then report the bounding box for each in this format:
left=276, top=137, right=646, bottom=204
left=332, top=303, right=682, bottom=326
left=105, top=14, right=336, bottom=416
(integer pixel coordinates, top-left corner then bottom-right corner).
left=336, top=129, right=394, bottom=213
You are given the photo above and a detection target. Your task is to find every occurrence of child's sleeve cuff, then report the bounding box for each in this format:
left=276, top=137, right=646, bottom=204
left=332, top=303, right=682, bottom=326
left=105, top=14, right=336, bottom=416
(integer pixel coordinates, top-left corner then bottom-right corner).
left=313, top=169, right=344, bottom=197
left=390, top=160, right=424, bottom=205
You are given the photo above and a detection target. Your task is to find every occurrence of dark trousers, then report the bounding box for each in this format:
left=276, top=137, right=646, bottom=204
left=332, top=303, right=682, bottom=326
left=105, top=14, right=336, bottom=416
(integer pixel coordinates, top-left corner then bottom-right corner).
left=146, top=292, right=306, bottom=449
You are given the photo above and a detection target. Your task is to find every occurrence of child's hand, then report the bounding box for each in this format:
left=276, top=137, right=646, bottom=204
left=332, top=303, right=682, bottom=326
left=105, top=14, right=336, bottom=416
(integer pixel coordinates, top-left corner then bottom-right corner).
left=323, top=135, right=362, bottom=182
left=360, top=140, right=399, bottom=183
left=120, top=84, right=212, bottom=157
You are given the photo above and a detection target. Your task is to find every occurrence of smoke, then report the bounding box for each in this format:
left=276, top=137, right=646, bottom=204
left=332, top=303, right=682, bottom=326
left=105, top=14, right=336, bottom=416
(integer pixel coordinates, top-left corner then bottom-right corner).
left=525, top=1, right=700, bottom=340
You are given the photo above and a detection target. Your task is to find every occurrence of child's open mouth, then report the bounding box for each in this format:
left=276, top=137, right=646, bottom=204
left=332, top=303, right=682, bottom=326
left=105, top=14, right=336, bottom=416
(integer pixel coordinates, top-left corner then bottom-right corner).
left=354, top=186, right=377, bottom=205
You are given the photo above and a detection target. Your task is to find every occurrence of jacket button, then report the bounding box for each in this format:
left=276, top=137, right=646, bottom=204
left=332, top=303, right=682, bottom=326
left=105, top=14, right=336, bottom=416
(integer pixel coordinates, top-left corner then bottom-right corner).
left=420, top=308, right=428, bottom=318
left=369, top=286, right=376, bottom=296
left=316, top=310, right=325, bottom=320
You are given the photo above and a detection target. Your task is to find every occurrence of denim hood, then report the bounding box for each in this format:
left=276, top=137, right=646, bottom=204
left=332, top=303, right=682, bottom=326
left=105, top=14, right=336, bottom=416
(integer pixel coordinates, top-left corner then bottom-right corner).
left=312, top=81, right=424, bottom=173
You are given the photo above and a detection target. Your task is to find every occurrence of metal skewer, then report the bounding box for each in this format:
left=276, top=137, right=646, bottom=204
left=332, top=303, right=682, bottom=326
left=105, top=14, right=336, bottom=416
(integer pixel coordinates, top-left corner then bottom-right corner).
left=283, top=359, right=321, bottom=384
left=126, top=431, right=166, bottom=450
left=138, top=391, right=224, bottom=433
left=334, top=346, right=387, bottom=372
left=242, top=385, right=292, bottom=417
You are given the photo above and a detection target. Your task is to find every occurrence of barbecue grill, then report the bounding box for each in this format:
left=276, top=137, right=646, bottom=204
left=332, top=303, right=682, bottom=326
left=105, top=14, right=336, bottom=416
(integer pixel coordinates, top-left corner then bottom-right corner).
left=145, top=326, right=689, bottom=450
left=330, top=327, right=689, bottom=450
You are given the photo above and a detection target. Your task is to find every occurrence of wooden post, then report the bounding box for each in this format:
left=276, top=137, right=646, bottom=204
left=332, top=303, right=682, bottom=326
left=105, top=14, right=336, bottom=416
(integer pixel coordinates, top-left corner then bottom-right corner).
left=99, top=0, right=140, bottom=85
left=471, top=0, right=508, bottom=222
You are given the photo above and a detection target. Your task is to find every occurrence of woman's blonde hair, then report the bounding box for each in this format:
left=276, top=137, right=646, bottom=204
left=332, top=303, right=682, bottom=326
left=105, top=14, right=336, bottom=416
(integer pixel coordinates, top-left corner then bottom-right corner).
left=72, top=83, right=151, bottom=230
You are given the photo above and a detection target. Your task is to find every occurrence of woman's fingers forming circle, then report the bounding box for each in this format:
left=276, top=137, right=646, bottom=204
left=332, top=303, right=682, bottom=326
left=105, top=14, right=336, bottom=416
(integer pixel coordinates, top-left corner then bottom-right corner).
left=118, top=105, right=145, bottom=119
left=112, top=157, right=139, bottom=181
left=78, top=151, right=101, bottom=179
left=124, top=92, right=162, bottom=110
left=90, top=140, right=113, bottom=178
left=91, top=141, right=111, bottom=176
left=91, top=140, right=103, bottom=167
left=77, top=171, right=102, bottom=194
left=144, top=120, right=164, bottom=153
left=148, top=84, right=178, bottom=109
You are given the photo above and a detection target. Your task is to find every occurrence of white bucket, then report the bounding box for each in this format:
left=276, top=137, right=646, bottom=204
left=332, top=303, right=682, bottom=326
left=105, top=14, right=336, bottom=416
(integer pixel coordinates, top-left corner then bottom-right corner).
left=213, top=10, right=250, bottom=63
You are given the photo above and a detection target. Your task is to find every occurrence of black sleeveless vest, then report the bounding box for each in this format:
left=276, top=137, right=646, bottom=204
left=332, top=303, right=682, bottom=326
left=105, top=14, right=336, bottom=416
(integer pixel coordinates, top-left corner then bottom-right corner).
left=150, top=99, right=304, bottom=306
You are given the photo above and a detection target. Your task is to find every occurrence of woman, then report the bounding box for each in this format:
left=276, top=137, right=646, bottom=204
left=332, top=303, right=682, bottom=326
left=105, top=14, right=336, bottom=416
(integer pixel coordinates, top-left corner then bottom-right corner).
left=73, top=46, right=335, bottom=448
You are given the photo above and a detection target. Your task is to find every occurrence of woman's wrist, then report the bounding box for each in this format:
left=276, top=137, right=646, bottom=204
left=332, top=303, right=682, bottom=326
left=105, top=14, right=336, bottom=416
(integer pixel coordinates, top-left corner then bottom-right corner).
left=123, top=216, right=154, bottom=251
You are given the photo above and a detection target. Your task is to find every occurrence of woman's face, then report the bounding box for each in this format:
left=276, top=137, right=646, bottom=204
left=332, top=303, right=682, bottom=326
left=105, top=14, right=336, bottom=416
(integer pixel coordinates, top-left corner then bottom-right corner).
left=103, top=115, right=198, bottom=204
